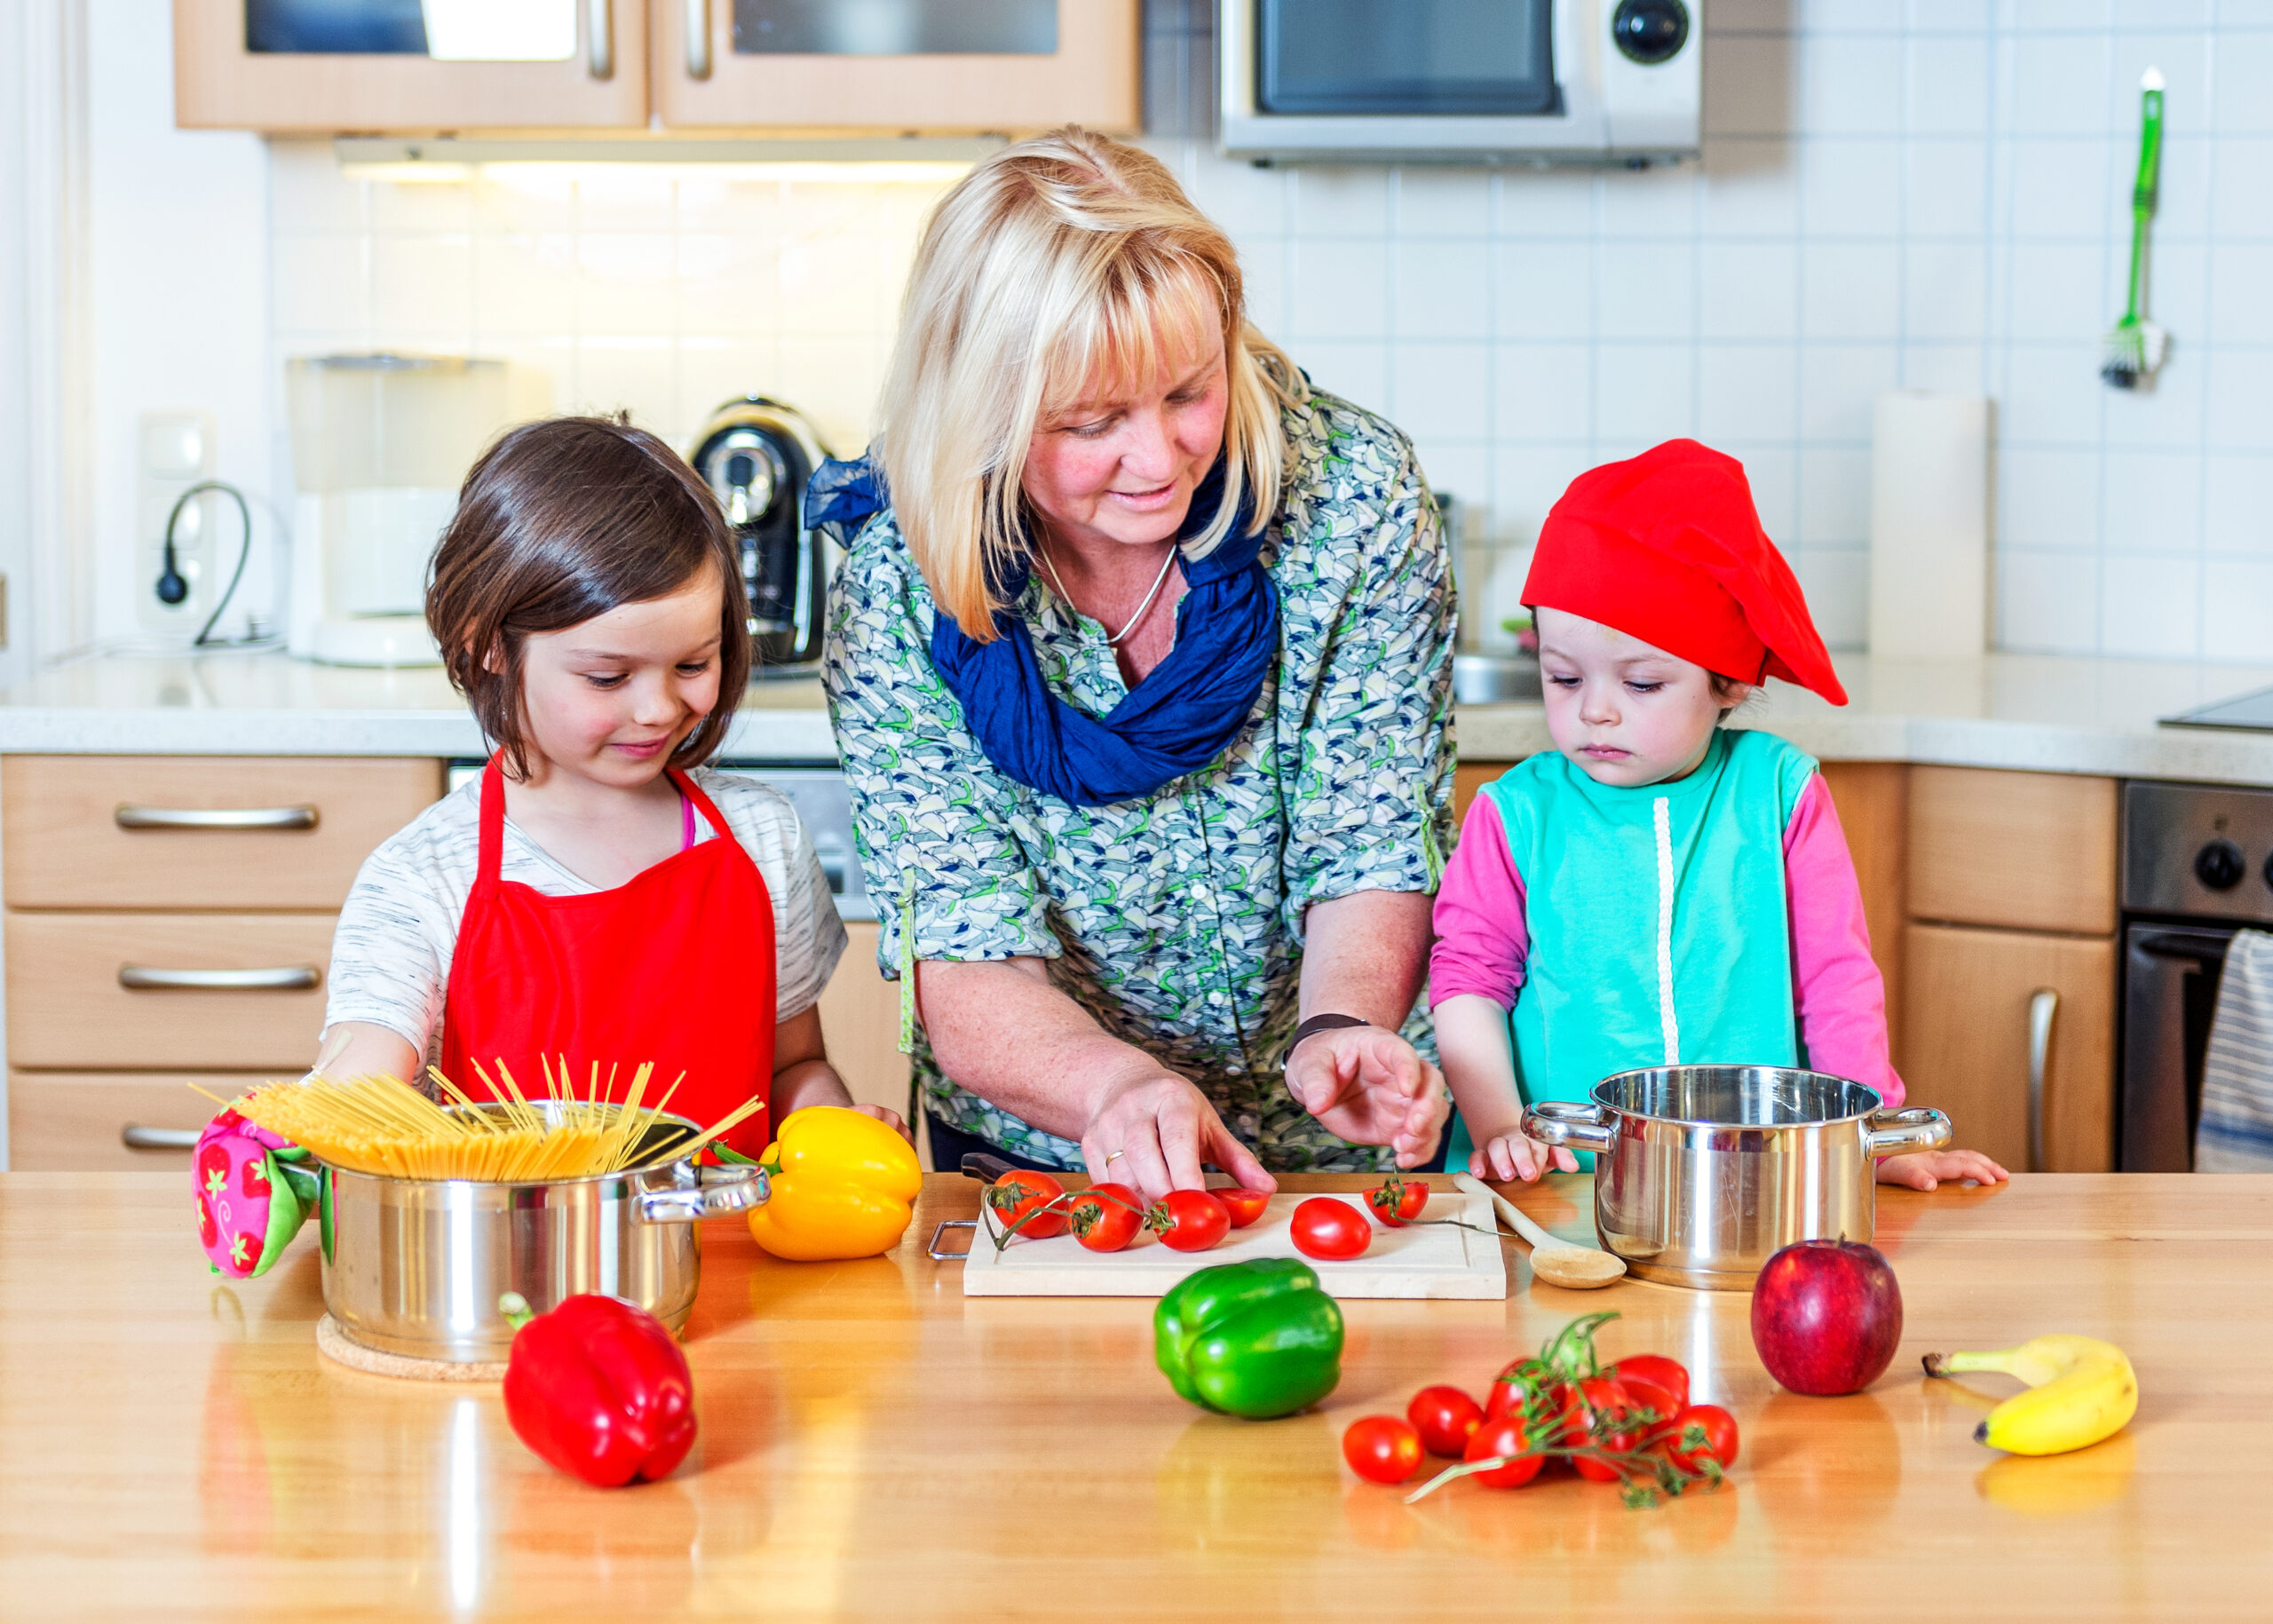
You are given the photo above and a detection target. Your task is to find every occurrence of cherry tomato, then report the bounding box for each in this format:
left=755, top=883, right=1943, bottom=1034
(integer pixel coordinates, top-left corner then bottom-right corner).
left=1147, top=1188, right=1230, bottom=1253
left=1608, top=1354, right=1691, bottom=1423
left=1570, top=1375, right=1646, bottom=1483
left=984, top=1169, right=1067, bottom=1239
left=1066, top=1182, right=1143, bottom=1252
left=1289, top=1197, right=1372, bottom=1261
left=1211, top=1186, right=1271, bottom=1229
left=1365, top=1175, right=1430, bottom=1227
left=1341, top=1416, right=1424, bottom=1485
left=1654, top=1403, right=1740, bottom=1475
left=1462, top=1414, right=1547, bottom=1490
left=1406, top=1385, right=1485, bottom=1458
left=1484, top=1358, right=1564, bottom=1427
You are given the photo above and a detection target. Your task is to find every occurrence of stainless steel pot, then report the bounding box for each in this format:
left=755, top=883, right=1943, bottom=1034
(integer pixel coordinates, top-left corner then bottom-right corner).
left=1521, top=1066, right=1951, bottom=1292
left=318, top=1110, right=768, bottom=1361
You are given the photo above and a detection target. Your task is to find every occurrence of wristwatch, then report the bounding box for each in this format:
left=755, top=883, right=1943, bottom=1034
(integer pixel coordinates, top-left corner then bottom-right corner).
left=1284, top=1012, right=1371, bottom=1065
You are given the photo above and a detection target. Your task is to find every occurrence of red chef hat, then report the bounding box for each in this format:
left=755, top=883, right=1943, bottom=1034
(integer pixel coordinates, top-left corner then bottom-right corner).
left=1521, top=440, right=1848, bottom=706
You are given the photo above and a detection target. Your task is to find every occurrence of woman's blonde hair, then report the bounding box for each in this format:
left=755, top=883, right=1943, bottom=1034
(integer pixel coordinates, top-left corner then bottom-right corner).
left=875, top=126, right=1303, bottom=639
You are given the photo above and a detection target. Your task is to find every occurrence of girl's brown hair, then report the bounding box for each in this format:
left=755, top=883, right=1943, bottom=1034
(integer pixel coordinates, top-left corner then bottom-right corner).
left=427, top=416, right=750, bottom=780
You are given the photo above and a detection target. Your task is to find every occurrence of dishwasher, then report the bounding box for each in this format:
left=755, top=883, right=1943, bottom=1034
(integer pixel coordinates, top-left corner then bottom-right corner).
left=2119, top=780, right=2273, bottom=1170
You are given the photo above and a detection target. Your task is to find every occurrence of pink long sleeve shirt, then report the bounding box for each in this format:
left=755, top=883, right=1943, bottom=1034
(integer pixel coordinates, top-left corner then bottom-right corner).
left=1430, top=771, right=1904, bottom=1105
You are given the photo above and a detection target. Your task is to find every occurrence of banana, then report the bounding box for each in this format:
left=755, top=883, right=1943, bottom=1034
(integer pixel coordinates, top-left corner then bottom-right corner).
left=1921, top=1335, right=2139, bottom=1456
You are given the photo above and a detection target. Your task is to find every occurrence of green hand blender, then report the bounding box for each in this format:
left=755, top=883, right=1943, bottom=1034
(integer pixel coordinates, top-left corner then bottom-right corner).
left=2102, top=67, right=2166, bottom=390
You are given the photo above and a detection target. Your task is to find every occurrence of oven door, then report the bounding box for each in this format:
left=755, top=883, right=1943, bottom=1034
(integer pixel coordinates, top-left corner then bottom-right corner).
left=2120, top=923, right=2233, bottom=1171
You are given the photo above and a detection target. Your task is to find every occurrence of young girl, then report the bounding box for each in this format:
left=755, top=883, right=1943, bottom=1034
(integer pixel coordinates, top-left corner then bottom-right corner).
left=198, top=416, right=897, bottom=1278
left=1431, top=438, right=2006, bottom=1193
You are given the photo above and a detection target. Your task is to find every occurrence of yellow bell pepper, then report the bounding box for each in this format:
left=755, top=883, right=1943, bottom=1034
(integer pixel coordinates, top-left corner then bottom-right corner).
left=746, top=1106, right=923, bottom=1261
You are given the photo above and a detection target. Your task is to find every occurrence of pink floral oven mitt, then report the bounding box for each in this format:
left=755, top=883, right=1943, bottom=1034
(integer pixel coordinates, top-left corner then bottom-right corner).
left=194, top=1107, right=325, bottom=1278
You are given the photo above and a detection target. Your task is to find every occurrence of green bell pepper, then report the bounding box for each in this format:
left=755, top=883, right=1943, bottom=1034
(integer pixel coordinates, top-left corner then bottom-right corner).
left=1154, top=1258, right=1344, bottom=1420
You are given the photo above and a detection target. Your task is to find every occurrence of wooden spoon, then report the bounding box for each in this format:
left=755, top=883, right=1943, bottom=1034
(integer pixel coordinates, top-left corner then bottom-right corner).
left=1453, top=1173, right=1627, bottom=1289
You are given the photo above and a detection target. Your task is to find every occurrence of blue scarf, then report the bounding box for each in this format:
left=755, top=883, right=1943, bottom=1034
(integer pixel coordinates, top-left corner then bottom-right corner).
left=807, top=454, right=1279, bottom=806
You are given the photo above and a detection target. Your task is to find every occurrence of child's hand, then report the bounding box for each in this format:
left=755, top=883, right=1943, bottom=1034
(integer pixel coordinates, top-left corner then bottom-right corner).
left=1875, top=1148, right=2008, bottom=1191
left=1469, top=1130, right=1580, bottom=1184
left=851, top=1102, right=915, bottom=1145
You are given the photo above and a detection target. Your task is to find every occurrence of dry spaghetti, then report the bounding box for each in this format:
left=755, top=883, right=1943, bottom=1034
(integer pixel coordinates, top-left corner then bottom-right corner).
left=209, top=1059, right=767, bottom=1183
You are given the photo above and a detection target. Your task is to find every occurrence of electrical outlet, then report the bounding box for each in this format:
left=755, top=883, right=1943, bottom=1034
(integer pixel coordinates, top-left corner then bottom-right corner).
left=137, top=410, right=216, bottom=633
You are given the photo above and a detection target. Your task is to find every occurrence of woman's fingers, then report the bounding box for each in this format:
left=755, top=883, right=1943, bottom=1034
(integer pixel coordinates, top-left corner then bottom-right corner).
left=1201, top=1111, right=1277, bottom=1193
left=1115, top=1119, right=1177, bottom=1203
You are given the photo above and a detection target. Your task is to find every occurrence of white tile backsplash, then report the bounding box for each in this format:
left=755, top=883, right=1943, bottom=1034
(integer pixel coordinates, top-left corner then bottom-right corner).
left=230, top=1, right=2273, bottom=662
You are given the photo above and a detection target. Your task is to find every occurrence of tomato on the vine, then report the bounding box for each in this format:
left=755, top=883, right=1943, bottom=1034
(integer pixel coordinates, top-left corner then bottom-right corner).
left=1342, top=1416, right=1423, bottom=1485
left=1406, top=1384, right=1484, bottom=1457
left=984, top=1170, right=1067, bottom=1239
left=1608, top=1354, right=1690, bottom=1423
left=1211, top=1186, right=1271, bottom=1229
left=1653, top=1403, right=1739, bottom=1475
left=1067, top=1182, right=1143, bottom=1252
left=1365, top=1175, right=1430, bottom=1227
left=1289, top=1197, right=1371, bottom=1261
left=1461, top=1414, right=1547, bottom=1489
left=1147, top=1189, right=1230, bottom=1253
left=1483, top=1357, right=1563, bottom=1426
left=1570, top=1376, right=1647, bottom=1483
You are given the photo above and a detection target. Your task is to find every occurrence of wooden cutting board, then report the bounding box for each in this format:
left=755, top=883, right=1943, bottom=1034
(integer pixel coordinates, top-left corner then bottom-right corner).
left=955, top=1190, right=1507, bottom=1299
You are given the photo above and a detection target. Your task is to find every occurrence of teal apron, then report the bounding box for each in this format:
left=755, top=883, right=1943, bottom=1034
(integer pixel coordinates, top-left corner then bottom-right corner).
left=1445, top=728, right=1817, bottom=1170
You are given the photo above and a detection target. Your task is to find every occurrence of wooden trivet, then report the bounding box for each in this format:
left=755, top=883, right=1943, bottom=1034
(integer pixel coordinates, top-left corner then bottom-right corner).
left=315, top=1313, right=508, bottom=1383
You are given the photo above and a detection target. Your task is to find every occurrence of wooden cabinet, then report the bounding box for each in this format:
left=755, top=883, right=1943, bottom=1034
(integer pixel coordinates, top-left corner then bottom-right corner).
left=1908, top=765, right=2118, bottom=935
left=3, top=754, right=444, bottom=1170
left=816, top=919, right=931, bottom=1168
left=3, top=756, right=440, bottom=910
left=176, top=0, right=1139, bottom=137
left=174, top=0, right=649, bottom=133
left=6, top=1072, right=268, bottom=1172
left=653, top=0, right=1138, bottom=135
left=1901, top=925, right=2116, bottom=1172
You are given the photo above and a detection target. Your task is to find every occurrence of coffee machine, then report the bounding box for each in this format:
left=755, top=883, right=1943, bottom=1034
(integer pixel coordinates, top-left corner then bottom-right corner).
left=690, top=398, right=833, bottom=676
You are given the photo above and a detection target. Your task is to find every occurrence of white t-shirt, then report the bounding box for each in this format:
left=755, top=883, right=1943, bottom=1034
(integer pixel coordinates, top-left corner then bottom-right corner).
left=324, top=767, right=848, bottom=1068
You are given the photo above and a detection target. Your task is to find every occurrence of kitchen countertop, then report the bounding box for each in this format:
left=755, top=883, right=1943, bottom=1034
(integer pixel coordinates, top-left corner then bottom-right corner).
left=11, top=649, right=2273, bottom=784
left=5, top=1169, right=2266, bottom=1618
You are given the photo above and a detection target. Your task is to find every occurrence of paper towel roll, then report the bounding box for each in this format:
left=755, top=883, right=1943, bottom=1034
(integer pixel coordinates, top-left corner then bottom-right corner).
left=1869, top=391, right=1990, bottom=660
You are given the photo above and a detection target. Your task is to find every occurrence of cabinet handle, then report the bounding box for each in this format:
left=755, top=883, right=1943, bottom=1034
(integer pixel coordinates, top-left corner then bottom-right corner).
left=118, top=965, right=321, bottom=992
left=115, top=804, right=318, bottom=831
left=2026, top=987, right=2058, bottom=1174
left=122, top=1124, right=200, bottom=1152
left=587, top=0, right=614, bottom=79
left=685, top=0, right=711, bottom=79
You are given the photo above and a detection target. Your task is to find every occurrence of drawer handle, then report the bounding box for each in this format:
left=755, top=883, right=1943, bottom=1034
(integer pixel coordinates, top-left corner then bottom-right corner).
left=115, top=804, right=318, bottom=831
left=118, top=964, right=321, bottom=992
left=122, top=1124, right=200, bottom=1151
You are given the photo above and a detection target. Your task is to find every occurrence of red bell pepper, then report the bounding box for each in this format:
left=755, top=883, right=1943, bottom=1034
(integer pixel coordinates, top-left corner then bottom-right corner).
left=498, top=1292, right=697, bottom=1487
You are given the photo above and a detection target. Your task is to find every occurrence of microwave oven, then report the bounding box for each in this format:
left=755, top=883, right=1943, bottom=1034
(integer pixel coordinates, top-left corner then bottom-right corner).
left=1219, top=0, right=1701, bottom=167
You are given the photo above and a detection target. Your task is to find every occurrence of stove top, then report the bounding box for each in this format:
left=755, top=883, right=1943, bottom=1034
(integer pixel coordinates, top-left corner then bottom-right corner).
left=2163, top=684, right=2273, bottom=732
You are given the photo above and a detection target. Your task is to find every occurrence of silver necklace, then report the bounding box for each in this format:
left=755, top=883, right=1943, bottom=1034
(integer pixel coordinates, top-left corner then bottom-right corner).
left=1039, top=543, right=1180, bottom=648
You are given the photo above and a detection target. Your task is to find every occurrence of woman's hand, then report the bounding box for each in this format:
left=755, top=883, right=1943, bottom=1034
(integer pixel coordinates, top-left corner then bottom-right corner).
left=1469, top=1126, right=1580, bottom=1184
left=1875, top=1147, right=2009, bottom=1191
left=1284, top=1026, right=1449, bottom=1169
left=1080, top=1060, right=1275, bottom=1203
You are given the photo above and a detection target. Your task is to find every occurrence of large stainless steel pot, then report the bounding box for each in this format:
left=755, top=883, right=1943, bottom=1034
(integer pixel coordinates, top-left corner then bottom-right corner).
left=319, top=1109, right=768, bottom=1361
left=1521, top=1066, right=1951, bottom=1291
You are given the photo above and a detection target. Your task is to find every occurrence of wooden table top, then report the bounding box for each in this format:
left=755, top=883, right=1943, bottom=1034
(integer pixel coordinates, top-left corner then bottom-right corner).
left=4, top=1170, right=2269, bottom=1620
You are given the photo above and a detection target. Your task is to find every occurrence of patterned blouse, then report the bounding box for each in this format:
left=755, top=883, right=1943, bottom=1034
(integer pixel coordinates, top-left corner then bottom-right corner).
left=823, top=387, right=1455, bottom=1173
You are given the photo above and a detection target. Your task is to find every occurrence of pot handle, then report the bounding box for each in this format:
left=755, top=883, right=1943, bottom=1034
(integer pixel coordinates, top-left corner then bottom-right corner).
left=1865, top=1107, right=1952, bottom=1158
left=1520, top=1100, right=1619, bottom=1155
left=636, top=1163, right=769, bottom=1224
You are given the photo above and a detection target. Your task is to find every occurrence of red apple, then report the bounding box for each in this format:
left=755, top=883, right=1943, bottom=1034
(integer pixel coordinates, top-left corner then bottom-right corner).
left=1749, top=1238, right=1904, bottom=1396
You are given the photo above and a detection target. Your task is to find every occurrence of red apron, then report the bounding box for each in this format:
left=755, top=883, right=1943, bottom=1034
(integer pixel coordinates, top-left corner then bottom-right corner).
left=439, top=756, right=778, bottom=1161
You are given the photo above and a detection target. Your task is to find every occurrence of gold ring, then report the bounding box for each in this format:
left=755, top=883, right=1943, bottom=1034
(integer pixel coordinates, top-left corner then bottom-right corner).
left=1105, top=1149, right=1127, bottom=1162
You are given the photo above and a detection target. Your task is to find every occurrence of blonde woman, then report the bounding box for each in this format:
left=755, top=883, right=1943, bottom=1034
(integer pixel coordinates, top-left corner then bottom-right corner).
left=815, top=129, right=1453, bottom=1201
